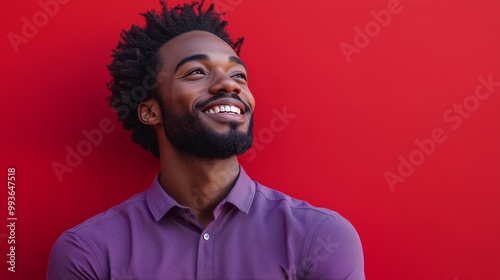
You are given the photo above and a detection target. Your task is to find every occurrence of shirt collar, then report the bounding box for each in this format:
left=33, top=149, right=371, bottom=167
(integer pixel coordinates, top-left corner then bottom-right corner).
left=146, top=174, right=180, bottom=222
left=219, top=166, right=255, bottom=214
left=146, top=166, right=255, bottom=222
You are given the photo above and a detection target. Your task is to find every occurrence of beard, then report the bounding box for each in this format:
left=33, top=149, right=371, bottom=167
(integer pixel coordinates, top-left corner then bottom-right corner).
left=159, top=97, right=254, bottom=159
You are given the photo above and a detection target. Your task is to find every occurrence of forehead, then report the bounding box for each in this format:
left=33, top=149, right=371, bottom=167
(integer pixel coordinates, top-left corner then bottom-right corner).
left=158, top=30, right=238, bottom=69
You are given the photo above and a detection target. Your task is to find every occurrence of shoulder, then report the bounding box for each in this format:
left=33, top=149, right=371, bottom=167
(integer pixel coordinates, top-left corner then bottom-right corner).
left=253, top=181, right=338, bottom=219
left=253, top=182, right=365, bottom=279
left=253, top=181, right=359, bottom=237
left=67, top=191, right=148, bottom=236
left=61, top=190, right=150, bottom=251
left=299, top=212, right=365, bottom=279
left=47, top=191, right=148, bottom=279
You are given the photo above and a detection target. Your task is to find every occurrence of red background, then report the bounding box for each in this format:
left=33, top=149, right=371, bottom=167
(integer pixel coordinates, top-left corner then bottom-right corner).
left=1, top=0, right=499, bottom=279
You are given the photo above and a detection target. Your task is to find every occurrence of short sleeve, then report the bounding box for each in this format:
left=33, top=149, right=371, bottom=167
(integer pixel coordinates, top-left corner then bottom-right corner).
left=300, top=213, right=365, bottom=280
left=46, top=232, right=104, bottom=280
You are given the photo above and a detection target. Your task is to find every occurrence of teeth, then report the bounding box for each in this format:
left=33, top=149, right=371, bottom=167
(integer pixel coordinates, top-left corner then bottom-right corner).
left=204, top=105, right=242, bottom=114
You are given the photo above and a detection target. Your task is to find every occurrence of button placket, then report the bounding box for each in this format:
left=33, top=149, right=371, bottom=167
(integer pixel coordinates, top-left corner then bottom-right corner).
left=196, top=229, right=214, bottom=279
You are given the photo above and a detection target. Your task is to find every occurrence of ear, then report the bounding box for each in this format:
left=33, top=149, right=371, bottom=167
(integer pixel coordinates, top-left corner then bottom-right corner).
left=138, top=99, right=162, bottom=126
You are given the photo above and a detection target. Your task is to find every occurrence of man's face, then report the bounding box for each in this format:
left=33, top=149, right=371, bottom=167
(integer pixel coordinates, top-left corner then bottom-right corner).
left=156, top=31, right=255, bottom=159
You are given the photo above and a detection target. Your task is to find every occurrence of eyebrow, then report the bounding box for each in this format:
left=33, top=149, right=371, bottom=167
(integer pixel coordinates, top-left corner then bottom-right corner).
left=174, top=54, right=247, bottom=72
left=229, top=56, right=246, bottom=70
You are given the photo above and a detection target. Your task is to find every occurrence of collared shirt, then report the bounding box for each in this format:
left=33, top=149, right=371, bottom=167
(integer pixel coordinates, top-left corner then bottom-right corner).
left=47, top=167, right=365, bottom=279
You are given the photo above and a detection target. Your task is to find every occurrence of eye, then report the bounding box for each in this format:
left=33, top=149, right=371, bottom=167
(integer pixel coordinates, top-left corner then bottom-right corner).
left=232, top=73, right=247, bottom=80
left=185, top=68, right=206, bottom=76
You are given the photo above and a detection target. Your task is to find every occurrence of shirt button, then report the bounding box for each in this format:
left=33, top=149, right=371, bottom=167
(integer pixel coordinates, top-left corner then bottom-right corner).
left=203, top=233, right=210, bottom=241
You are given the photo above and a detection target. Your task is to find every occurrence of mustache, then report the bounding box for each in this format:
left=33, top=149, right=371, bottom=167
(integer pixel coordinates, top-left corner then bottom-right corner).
left=194, top=94, right=252, bottom=113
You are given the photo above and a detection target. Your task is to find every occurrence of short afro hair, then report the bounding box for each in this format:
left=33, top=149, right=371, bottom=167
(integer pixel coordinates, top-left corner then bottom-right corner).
left=106, top=0, right=244, bottom=158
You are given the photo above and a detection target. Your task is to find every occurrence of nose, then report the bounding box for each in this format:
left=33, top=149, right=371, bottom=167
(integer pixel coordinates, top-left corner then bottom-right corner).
left=208, top=69, right=242, bottom=95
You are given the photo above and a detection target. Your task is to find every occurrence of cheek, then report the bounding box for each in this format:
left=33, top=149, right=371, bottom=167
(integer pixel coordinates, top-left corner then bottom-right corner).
left=245, top=90, right=256, bottom=111
left=163, top=82, right=204, bottom=114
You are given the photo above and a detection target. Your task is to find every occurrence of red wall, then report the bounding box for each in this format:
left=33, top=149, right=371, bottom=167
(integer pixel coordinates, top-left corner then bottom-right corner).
left=1, top=0, right=499, bottom=279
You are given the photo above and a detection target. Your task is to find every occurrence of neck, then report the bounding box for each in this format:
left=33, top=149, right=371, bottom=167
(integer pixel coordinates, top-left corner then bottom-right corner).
left=159, top=145, right=240, bottom=227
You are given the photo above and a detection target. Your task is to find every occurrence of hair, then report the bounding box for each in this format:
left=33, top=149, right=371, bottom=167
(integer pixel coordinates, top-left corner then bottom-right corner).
left=106, top=0, right=244, bottom=158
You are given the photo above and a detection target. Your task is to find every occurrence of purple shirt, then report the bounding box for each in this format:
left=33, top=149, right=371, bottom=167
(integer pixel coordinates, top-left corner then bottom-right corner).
left=47, top=167, right=364, bottom=279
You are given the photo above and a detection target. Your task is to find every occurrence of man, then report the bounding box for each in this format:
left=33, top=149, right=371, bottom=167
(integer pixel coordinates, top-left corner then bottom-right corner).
left=47, top=1, right=365, bottom=279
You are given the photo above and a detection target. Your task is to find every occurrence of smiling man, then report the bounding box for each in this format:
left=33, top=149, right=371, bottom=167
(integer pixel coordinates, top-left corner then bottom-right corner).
left=47, top=1, right=365, bottom=279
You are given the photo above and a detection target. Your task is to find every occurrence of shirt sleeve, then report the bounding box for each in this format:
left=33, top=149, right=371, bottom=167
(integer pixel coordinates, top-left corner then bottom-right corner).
left=300, top=213, right=365, bottom=280
left=46, top=231, right=104, bottom=280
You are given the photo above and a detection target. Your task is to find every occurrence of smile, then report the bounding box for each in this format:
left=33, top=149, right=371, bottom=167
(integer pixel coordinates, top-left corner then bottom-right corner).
left=203, top=105, right=242, bottom=115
